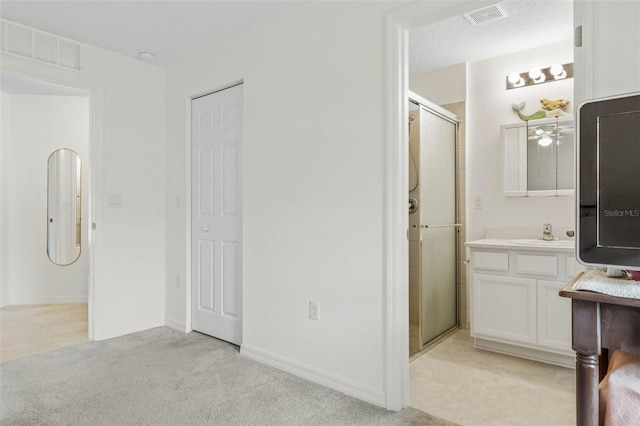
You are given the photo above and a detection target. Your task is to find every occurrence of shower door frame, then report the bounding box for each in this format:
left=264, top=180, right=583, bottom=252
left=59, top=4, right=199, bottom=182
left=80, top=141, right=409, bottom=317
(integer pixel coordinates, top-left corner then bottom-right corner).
left=408, top=91, right=460, bottom=353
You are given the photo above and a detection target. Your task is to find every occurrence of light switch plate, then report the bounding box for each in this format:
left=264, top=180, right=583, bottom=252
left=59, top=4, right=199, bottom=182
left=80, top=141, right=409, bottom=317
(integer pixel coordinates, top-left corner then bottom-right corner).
left=107, top=193, right=123, bottom=208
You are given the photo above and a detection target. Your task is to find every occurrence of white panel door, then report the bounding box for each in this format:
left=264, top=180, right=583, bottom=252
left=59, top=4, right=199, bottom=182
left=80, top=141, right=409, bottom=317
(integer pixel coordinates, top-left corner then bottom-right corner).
left=191, top=84, right=242, bottom=345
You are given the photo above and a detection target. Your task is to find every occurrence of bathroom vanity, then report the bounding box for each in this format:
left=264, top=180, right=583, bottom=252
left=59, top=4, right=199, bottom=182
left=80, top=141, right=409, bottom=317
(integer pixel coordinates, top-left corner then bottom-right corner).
left=466, top=239, right=585, bottom=367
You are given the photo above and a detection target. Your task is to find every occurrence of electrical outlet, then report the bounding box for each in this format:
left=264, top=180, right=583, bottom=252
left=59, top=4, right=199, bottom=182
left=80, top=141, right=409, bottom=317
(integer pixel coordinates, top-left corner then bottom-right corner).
left=474, top=195, right=483, bottom=209
left=309, top=301, right=319, bottom=321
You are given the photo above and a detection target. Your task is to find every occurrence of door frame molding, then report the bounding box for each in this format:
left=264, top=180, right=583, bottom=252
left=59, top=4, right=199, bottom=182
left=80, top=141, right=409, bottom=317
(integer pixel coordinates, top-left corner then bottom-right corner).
left=0, top=63, right=103, bottom=340
left=186, top=79, right=244, bottom=334
left=384, top=1, right=493, bottom=410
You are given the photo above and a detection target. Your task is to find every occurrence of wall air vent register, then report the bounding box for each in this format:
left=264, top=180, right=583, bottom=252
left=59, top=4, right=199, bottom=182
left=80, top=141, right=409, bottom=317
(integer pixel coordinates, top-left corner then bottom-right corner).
left=0, top=19, right=82, bottom=71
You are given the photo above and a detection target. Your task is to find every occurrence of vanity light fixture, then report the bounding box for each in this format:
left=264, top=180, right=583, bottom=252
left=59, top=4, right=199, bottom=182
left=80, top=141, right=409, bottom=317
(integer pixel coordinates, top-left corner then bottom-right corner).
left=506, top=63, right=573, bottom=90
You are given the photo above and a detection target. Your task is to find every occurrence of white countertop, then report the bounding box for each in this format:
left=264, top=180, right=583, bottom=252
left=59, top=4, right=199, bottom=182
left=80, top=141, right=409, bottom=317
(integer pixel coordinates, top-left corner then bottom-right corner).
left=465, top=238, right=576, bottom=252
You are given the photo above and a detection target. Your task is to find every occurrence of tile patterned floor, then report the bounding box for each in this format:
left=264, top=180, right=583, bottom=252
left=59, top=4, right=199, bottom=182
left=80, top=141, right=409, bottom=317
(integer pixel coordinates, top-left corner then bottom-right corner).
left=0, top=303, right=88, bottom=363
left=410, top=330, right=576, bottom=425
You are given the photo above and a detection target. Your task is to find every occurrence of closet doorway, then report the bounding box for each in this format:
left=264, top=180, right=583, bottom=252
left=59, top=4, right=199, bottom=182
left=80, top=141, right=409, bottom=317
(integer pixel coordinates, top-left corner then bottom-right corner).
left=190, top=83, right=243, bottom=345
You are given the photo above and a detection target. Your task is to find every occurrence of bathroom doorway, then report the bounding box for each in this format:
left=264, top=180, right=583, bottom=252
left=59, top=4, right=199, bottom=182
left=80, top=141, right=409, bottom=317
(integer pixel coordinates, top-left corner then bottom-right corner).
left=393, top=1, right=576, bottom=421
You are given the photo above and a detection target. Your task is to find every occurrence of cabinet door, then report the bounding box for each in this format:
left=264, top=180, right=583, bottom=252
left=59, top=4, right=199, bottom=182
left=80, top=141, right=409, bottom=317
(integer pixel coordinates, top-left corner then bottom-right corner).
left=537, top=280, right=572, bottom=352
left=471, top=274, right=537, bottom=344
left=503, top=126, right=527, bottom=197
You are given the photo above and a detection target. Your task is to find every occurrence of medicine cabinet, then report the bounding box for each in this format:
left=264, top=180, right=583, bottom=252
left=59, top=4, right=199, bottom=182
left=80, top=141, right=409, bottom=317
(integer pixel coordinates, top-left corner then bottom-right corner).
left=502, top=116, right=574, bottom=197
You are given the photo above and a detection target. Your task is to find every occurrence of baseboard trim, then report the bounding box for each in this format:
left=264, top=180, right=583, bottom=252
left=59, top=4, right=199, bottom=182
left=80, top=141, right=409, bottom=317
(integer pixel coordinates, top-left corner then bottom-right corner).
left=474, top=337, right=575, bottom=368
left=164, top=317, right=187, bottom=333
left=9, top=296, right=88, bottom=305
left=240, top=344, right=385, bottom=408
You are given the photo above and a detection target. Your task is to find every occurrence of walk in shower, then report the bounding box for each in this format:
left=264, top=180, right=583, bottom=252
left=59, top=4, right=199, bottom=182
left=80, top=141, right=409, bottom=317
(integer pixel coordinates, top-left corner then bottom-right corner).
left=408, top=93, right=459, bottom=356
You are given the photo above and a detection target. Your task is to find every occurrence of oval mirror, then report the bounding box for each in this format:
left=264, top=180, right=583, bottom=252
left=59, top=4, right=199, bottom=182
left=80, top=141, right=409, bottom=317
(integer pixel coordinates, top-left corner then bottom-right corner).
left=47, top=148, right=82, bottom=265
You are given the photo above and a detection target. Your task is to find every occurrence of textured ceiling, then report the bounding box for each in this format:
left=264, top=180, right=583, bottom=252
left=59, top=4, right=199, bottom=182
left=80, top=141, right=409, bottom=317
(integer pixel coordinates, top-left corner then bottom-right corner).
left=409, top=0, right=574, bottom=75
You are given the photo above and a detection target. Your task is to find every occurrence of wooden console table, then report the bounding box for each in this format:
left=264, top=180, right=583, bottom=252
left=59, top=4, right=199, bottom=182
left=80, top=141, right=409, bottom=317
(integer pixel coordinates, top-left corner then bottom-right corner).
left=560, top=273, right=640, bottom=426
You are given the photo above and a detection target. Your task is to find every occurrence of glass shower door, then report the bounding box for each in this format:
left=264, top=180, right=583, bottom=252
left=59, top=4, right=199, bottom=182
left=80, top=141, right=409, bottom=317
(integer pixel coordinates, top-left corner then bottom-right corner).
left=419, top=106, right=458, bottom=345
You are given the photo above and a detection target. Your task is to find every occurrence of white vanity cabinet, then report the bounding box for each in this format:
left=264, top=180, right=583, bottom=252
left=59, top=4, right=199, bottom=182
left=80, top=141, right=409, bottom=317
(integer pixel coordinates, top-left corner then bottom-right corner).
left=466, top=240, right=584, bottom=367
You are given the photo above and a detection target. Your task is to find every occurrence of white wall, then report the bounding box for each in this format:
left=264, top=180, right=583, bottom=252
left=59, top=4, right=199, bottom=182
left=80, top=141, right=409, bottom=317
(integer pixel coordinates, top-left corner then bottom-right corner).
left=2, top=93, right=89, bottom=304
left=0, top=91, right=9, bottom=307
left=466, top=40, right=575, bottom=241
left=165, top=1, right=401, bottom=406
left=1, top=42, right=166, bottom=340
left=409, top=63, right=466, bottom=105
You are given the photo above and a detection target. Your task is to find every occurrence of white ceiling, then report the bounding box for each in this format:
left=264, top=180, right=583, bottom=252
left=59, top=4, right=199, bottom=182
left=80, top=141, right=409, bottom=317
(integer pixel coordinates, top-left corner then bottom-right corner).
left=0, top=1, right=573, bottom=93
left=0, top=1, right=297, bottom=66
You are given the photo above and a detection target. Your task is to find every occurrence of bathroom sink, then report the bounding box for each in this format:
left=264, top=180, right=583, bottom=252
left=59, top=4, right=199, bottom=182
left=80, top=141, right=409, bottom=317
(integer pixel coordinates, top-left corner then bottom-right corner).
left=508, top=239, right=574, bottom=248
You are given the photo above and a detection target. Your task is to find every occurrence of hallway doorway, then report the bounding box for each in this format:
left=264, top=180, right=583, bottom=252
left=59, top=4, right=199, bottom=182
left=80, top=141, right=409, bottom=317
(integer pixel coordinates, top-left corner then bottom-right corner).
left=0, top=70, right=92, bottom=353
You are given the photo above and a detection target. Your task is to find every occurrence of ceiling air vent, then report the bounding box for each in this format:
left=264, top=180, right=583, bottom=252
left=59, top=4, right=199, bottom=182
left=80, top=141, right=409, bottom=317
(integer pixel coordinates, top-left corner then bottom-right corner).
left=463, top=3, right=507, bottom=25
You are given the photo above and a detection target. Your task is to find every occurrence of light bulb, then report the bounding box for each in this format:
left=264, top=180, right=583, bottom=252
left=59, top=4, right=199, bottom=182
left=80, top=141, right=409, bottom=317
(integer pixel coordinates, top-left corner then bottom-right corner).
left=550, top=63, right=566, bottom=79
left=508, top=72, right=522, bottom=84
left=528, top=67, right=545, bottom=83
left=538, top=136, right=553, bottom=147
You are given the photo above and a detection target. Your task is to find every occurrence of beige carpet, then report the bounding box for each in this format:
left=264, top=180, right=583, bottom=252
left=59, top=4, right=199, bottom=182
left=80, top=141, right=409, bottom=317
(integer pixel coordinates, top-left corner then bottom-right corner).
left=1, top=327, right=457, bottom=425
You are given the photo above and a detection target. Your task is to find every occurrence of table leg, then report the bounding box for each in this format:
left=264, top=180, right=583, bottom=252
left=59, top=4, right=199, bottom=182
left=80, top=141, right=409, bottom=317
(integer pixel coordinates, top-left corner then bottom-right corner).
left=576, top=352, right=599, bottom=426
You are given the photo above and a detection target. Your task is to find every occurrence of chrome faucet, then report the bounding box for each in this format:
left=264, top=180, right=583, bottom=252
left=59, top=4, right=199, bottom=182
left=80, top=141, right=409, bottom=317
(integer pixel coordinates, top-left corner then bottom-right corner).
left=542, top=223, right=554, bottom=241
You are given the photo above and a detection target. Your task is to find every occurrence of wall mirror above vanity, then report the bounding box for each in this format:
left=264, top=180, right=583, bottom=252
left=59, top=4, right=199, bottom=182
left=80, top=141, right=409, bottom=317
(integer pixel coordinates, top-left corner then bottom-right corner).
left=502, top=116, right=574, bottom=197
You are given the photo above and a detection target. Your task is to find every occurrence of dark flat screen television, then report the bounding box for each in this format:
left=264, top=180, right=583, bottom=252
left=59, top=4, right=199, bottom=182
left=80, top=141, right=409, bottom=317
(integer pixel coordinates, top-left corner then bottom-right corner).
left=577, top=92, right=640, bottom=268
